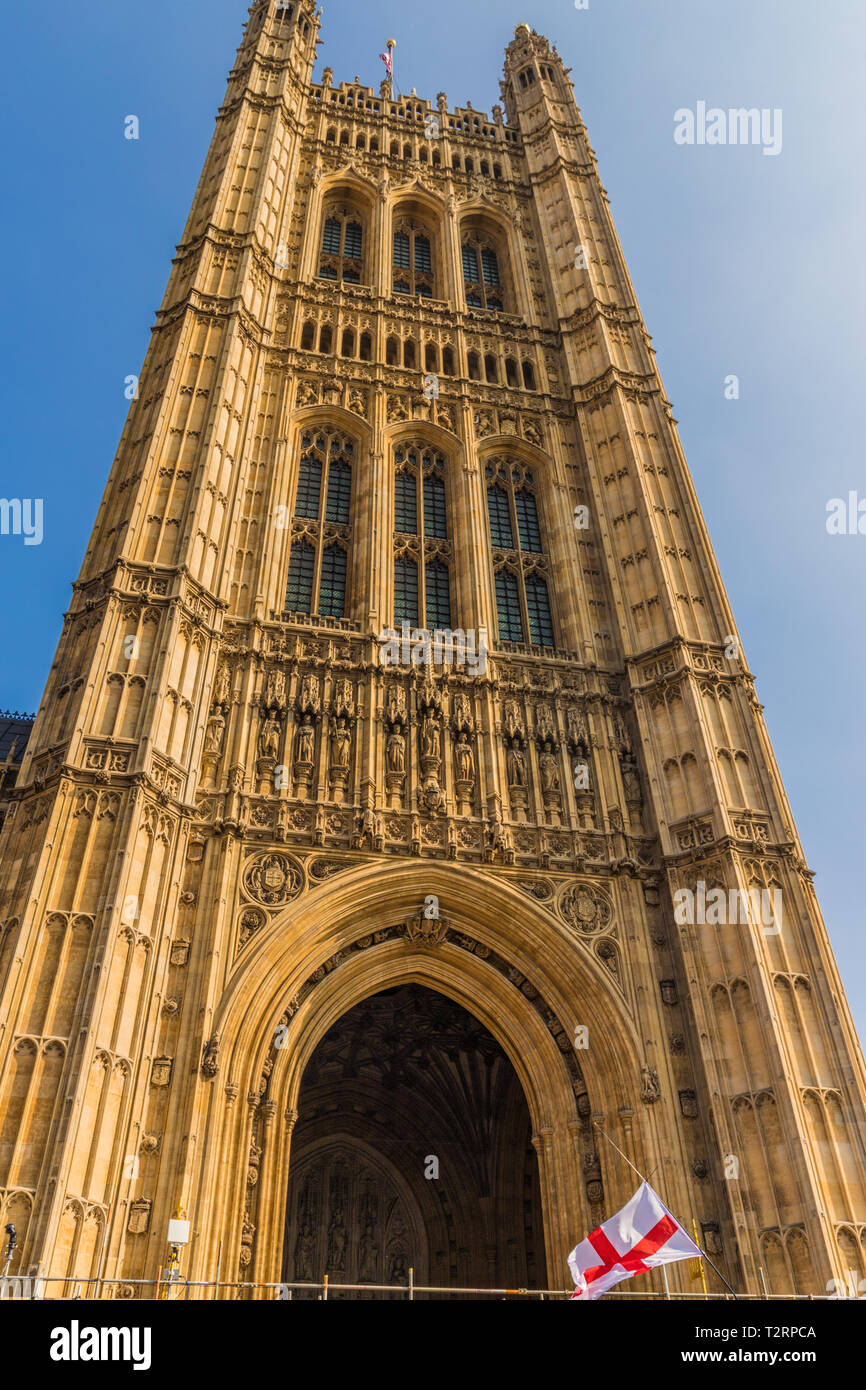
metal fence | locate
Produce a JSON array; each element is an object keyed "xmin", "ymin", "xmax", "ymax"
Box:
[{"xmin": 0, "ymin": 1273, "xmax": 844, "ymax": 1301}]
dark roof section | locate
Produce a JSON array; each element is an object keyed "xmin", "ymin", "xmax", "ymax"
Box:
[{"xmin": 0, "ymin": 711, "xmax": 35, "ymax": 763}]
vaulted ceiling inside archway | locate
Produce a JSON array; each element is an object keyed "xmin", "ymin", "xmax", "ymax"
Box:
[{"xmin": 285, "ymin": 984, "xmax": 546, "ymax": 1295}]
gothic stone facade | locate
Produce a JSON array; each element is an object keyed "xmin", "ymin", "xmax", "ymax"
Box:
[{"xmin": 0, "ymin": 1, "xmax": 865, "ymax": 1298}]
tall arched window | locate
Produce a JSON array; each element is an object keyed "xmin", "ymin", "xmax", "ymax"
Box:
[
  {"xmin": 486, "ymin": 457, "xmax": 555, "ymax": 648},
  {"xmin": 392, "ymin": 218, "xmax": 435, "ymax": 298},
  {"xmin": 286, "ymin": 540, "xmax": 315, "ymax": 613},
  {"xmin": 284, "ymin": 428, "xmax": 354, "ymax": 619},
  {"xmin": 318, "ymin": 207, "xmax": 364, "ymax": 284},
  {"xmin": 393, "ymin": 443, "xmax": 452, "ymax": 629},
  {"xmin": 461, "ymin": 230, "xmax": 506, "ymax": 312}
]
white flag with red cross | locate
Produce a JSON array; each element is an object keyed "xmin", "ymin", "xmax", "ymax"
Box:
[{"xmin": 568, "ymin": 1181, "xmax": 702, "ymax": 1301}]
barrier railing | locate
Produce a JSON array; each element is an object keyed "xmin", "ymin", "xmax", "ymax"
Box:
[{"xmin": 0, "ymin": 1273, "xmax": 837, "ymax": 1301}]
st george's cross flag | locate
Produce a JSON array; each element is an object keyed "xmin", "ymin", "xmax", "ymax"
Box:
[{"xmin": 568, "ymin": 1181, "xmax": 702, "ymax": 1300}]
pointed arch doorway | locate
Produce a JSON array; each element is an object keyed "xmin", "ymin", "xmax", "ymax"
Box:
[{"xmin": 283, "ymin": 984, "xmax": 546, "ymax": 1298}]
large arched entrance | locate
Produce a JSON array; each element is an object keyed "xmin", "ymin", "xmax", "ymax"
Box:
[
  {"xmin": 283, "ymin": 984, "xmax": 546, "ymax": 1297},
  {"xmin": 191, "ymin": 862, "xmax": 652, "ymax": 1294}
]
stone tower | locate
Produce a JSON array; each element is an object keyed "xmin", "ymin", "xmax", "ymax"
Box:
[{"xmin": 0, "ymin": 2, "xmax": 864, "ymax": 1299}]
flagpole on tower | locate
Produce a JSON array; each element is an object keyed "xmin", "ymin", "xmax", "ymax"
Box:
[
  {"xmin": 387, "ymin": 38, "xmax": 396, "ymax": 100},
  {"xmin": 592, "ymin": 1121, "xmax": 740, "ymax": 1299}
]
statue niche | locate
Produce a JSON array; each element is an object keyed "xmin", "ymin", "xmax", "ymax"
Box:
[{"xmin": 506, "ymin": 736, "xmax": 528, "ymax": 818}]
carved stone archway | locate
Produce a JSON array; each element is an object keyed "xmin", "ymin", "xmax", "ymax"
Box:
[{"xmin": 190, "ymin": 861, "xmax": 650, "ymax": 1293}]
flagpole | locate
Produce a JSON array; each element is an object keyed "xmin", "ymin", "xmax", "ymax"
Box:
[
  {"xmin": 387, "ymin": 38, "xmax": 396, "ymax": 101},
  {"xmin": 692, "ymin": 1220, "xmax": 709, "ymax": 1299},
  {"xmin": 592, "ymin": 1121, "xmax": 739, "ymax": 1299}
]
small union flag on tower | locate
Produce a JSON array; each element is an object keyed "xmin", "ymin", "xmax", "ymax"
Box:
[
  {"xmin": 568, "ymin": 1182, "xmax": 702, "ymax": 1300},
  {"xmin": 379, "ymin": 49, "xmax": 393, "ymax": 77}
]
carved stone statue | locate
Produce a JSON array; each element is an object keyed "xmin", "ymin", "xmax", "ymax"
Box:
[
  {"xmin": 622, "ymin": 756, "xmax": 641, "ymax": 802},
  {"xmin": 359, "ymin": 1222, "xmax": 378, "ymax": 1282},
  {"xmin": 454, "ymin": 732, "xmax": 474, "ymax": 783},
  {"xmin": 214, "ymin": 664, "xmax": 231, "ymax": 706},
  {"xmin": 487, "ymin": 812, "xmax": 511, "ymax": 856},
  {"xmin": 421, "ymin": 715, "xmax": 441, "ymax": 764},
  {"xmin": 259, "ymin": 715, "xmax": 280, "ymax": 760},
  {"xmin": 205, "ymin": 710, "xmax": 225, "ymax": 755},
  {"xmin": 331, "ymin": 721, "xmax": 351, "ymax": 769},
  {"xmin": 386, "ymin": 729, "xmax": 406, "ymax": 775},
  {"xmin": 327, "ymin": 1205, "xmax": 347, "ymax": 1270},
  {"xmin": 539, "ymin": 745, "xmax": 560, "ymax": 795},
  {"xmin": 294, "ymin": 1223, "xmax": 314, "ymax": 1280},
  {"xmin": 295, "ymin": 716, "xmax": 315, "ymax": 766},
  {"xmin": 507, "ymin": 742, "xmax": 526, "ymax": 787}
]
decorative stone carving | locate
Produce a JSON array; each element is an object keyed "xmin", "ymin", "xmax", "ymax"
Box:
[
  {"xmin": 420, "ymin": 712, "xmax": 442, "ymax": 766},
  {"xmin": 297, "ymin": 674, "xmax": 321, "ymax": 716},
  {"xmin": 201, "ymin": 1034, "xmax": 220, "ymax": 1079},
  {"xmin": 266, "ymin": 666, "xmax": 288, "ymax": 712},
  {"xmin": 259, "ymin": 714, "xmax": 281, "ymax": 761},
  {"xmin": 485, "ymin": 812, "xmax": 514, "ymax": 864},
  {"xmin": 452, "ymin": 691, "xmax": 475, "ymax": 734},
  {"xmin": 151, "ymin": 1056, "xmax": 172, "ymax": 1087},
  {"xmin": 558, "ymin": 883, "xmax": 613, "ymax": 935},
  {"xmin": 170, "ymin": 938, "xmax": 190, "ymax": 967},
  {"xmin": 329, "ymin": 717, "xmax": 352, "ymax": 800},
  {"xmin": 386, "ymin": 728, "xmax": 406, "ymax": 775},
  {"xmin": 243, "ymin": 852, "xmax": 303, "ymax": 907},
  {"xmin": 538, "ymin": 741, "xmax": 561, "ymax": 809},
  {"xmin": 403, "ymin": 916, "xmax": 449, "ymax": 947},
  {"xmin": 503, "ymin": 699, "xmax": 524, "ymax": 741},
  {"xmin": 565, "ymin": 704, "xmax": 590, "ymax": 751},
  {"xmin": 453, "ymin": 730, "xmax": 475, "ymax": 808},
  {"xmin": 640, "ymin": 1064, "xmax": 661, "ymax": 1104},
  {"xmin": 506, "ymin": 740, "xmax": 527, "ymax": 788},
  {"xmin": 679, "ymin": 1089, "xmax": 698, "ymax": 1118},
  {"xmin": 702, "ymin": 1223, "xmax": 722, "ymax": 1255},
  {"xmin": 513, "ymin": 878, "xmax": 553, "ymax": 901},
  {"xmin": 293, "ymin": 715, "xmax": 316, "ymax": 782},
  {"xmin": 214, "ymin": 663, "xmax": 231, "ymax": 707},
  {"xmin": 309, "ymin": 859, "xmax": 349, "ymax": 881},
  {"xmin": 128, "ymin": 1200, "xmax": 152, "ymax": 1235},
  {"xmin": 204, "ymin": 709, "xmax": 225, "ymax": 755},
  {"xmin": 331, "ymin": 677, "xmax": 354, "ymax": 720}
]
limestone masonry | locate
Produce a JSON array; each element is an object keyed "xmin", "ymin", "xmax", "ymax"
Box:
[{"xmin": 0, "ymin": 2, "xmax": 863, "ymax": 1297}]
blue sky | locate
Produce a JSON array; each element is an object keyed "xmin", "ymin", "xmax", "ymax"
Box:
[{"xmin": 1, "ymin": 0, "xmax": 864, "ymax": 1032}]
